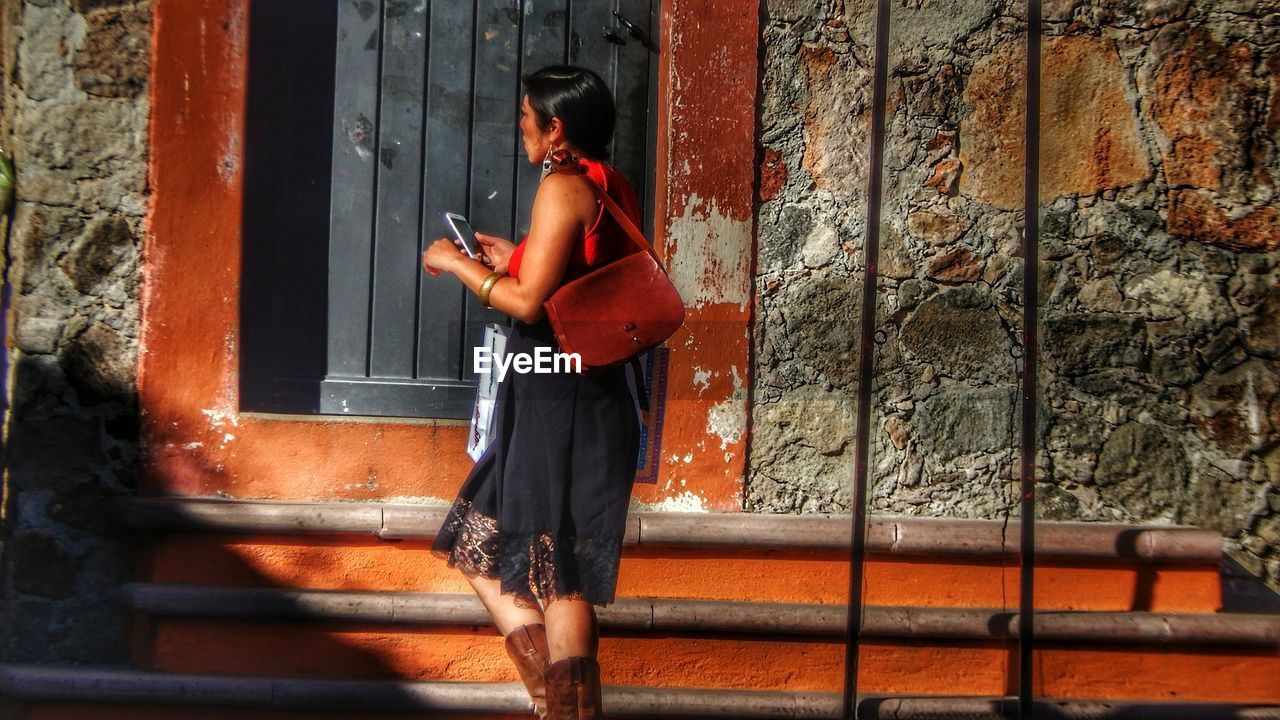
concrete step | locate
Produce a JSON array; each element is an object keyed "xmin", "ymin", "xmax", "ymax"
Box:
[
  {"xmin": 123, "ymin": 497, "xmax": 1226, "ymax": 612},
  {"xmin": 2, "ymin": 665, "xmax": 1277, "ymax": 719}
]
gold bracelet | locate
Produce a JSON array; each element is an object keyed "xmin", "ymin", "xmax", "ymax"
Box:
[{"xmin": 477, "ymin": 272, "xmax": 503, "ymax": 308}]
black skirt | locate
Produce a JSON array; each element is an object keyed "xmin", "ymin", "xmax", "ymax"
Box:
[{"xmin": 430, "ymin": 317, "xmax": 642, "ymax": 609}]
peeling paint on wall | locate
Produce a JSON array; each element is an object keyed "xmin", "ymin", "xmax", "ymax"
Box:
[
  {"xmin": 666, "ymin": 194, "xmax": 752, "ymax": 310},
  {"xmin": 691, "ymin": 366, "xmax": 712, "ymax": 394},
  {"xmin": 201, "ymin": 407, "xmax": 240, "ymax": 430},
  {"xmin": 630, "ymin": 491, "xmax": 709, "ymax": 513},
  {"xmin": 706, "ymin": 365, "xmax": 746, "ymax": 450}
]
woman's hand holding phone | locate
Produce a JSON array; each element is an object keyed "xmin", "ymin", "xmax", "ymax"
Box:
[{"xmin": 473, "ymin": 232, "xmax": 515, "ymax": 274}]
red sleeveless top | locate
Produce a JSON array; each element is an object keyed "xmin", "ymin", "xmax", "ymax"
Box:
[{"xmin": 507, "ymin": 158, "xmax": 643, "ymax": 285}]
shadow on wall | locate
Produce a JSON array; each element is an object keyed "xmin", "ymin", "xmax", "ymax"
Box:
[
  {"xmin": 1, "ymin": 347, "xmax": 506, "ymax": 707},
  {"xmin": 1, "ymin": 345, "xmax": 139, "ymax": 664},
  {"xmin": 238, "ymin": 0, "xmax": 334, "ymax": 416}
]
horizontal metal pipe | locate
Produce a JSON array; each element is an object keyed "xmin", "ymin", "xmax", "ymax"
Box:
[
  {"xmin": 120, "ymin": 584, "xmax": 1280, "ymax": 646},
  {"xmin": 2, "ymin": 666, "xmax": 1275, "ymax": 719},
  {"xmin": 117, "ymin": 498, "xmax": 1222, "ymax": 562}
]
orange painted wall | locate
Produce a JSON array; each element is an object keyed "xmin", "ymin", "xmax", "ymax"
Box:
[
  {"xmin": 141, "ymin": 536, "xmax": 1221, "ymax": 613},
  {"xmin": 649, "ymin": 1, "xmax": 759, "ymax": 510},
  {"xmin": 142, "ymin": 0, "xmax": 757, "ymax": 509}
]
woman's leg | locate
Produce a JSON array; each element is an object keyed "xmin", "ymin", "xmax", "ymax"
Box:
[
  {"xmin": 544, "ymin": 597, "xmax": 604, "ymax": 716},
  {"xmin": 465, "ymin": 573, "xmax": 545, "ymax": 635},
  {"xmin": 467, "ymin": 574, "xmax": 552, "ymax": 718},
  {"xmin": 542, "ymin": 596, "xmax": 598, "ymax": 660}
]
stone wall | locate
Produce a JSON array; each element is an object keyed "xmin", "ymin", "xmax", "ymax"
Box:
[
  {"xmin": 0, "ymin": 0, "xmax": 149, "ymax": 663},
  {"xmin": 750, "ymin": 0, "xmax": 1280, "ymax": 587}
]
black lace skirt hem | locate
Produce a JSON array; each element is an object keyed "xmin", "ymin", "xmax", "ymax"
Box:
[{"xmin": 430, "ymin": 496, "xmax": 622, "ymax": 611}]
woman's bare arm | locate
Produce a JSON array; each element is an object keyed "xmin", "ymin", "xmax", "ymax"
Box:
[{"xmin": 434, "ymin": 172, "xmax": 597, "ymax": 324}]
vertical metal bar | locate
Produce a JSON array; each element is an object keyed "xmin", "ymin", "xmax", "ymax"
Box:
[
  {"xmin": 368, "ymin": 0, "xmax": 429, "ymax": 379},
  {"xmin": 364, "ymin": 0, "xmax": 388, "ymax": 378},
  {"xmin": 614, "ymin": 0, "xmax": 650, "ymax": 196},
  {"xmin": 642, "ymin": 0, "xmax": 658, "ymax": 242},
  {"xmin": 510, "ymin": 0, "xmax": 527, "ymax": 240},
  {"xmin": 464, "ymin": 0, "xmax": 520, "ymax": 381},
  {"xmin": 514, "ymin": 0, "xmax": 568, "ymax": 238},
  {"xmin": 1019, "ymin": 1, "xmax": 1042, "ymax": 717},
  {"xmin": 326, "ymin": 0, "xmax": 383, "ymax": 379},
  {"xmin": 416, "ymin": 0, "xmax": 473, "ymax": 380},
  {"xmin": 844, "ymin": 0, "xmax": 890, "ymax": 717}
]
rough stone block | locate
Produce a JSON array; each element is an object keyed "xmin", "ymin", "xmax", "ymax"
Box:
[
  {"xmin": 1093, "ymin": 0, "xmax": 1191, "ymax": 28},
  {"xmin": 1148, "ymin": 26, "xmax": 1258, "ymax": 197},
  {"xmin": 801, "ymin": 44, "xmax": 870, "ymax": 198},
  {"xmin": 1257, "ymin": 514, "xmax": 1280, "ymax": 545},
  {"xmin": 49, "ymin": 597, "xmax": 130, "ymax": 664},
  {"xmin": 1036, "ymin": 482, "xmax": 1084, "ymax": 521},
  {"xmin": 72, "ymin": 3, "xmax": 149, "ymax": 98},
  {"xmin": 759, "ymin": 203, "xmax": 812, "ymax": 272},
  {"xmin": 900, "ymin": 288, "xmax": 1014, "ymax": 383},
  {"xmin": 17, "ymin": 99, "xmax": 144, "ymax": 177},
  {"xmin": 1043, "ymin": 313, "xmax": 1146, "ymax": 376},
  {"xmin": 1124, "ymin": 268, "xmax": 1234, "ymax": 327},
  {"xmin": 15, "ymin": 317, "xmax": 63, "ymax": 354},
  {"xmin": 923, "ymin": 158, "xmax": 961, "ymax": 196},
  {"xmin": 1150, "ymin": 337, "xmax": 1200, "ymax": 387},
  {"xmin": 1078, "ymin": 278, "xmax": 1125, "ymax": 312},
  {"xmin": 11, "ymin": 531, "xmax": 77, "ymax": 599},
  {"xmin": 759, "ymin": 273, "xmax": 861, "ymax": 388},
  {"xmin": 12, "ymin": 207, "xmax": 87, "ymax": 293},
  {"xmin": 48, "ymin": 482, "xmax": 120, "ymax": 534},
  {"xmin": 1188, "ymin": 357, "xmax": 1280, "ymax": 456},
  {"xmin": 963, "ymin": 36, "xmax": 1150, "ymax": 208},
  {"xmin": 879, "ymin": 224, "xmax": 916, "ymax": 280},
  {"xmin": 6, "ymin": 414, "xmax": 108, "ymax": 488},
  {"xmin": 60, "ymin": 323, "xmax": 136, "ymax": 406},
  {"xmin": 1241, "ymin": 288, "xmax": 1280, "ymax": 359},
  {"xmin": 58, "ymin": 215, "xmax": 134, "ymax": 294},
  {"xmin": 1227, "ymin": 255, "xmax": 1276, "ymax": 309},
  {"xmin": 906, "ymin": 210, "xmax": 966, "ymax": 247},
  {"xmin": 846, "ymin": 0, "xmax": 996, "ymax": 64},
  {"xmin": 1186, "ymin": 463, "xmax": 1252, "ymax": 537},
  {"xmin": 18, "ymin": 3, "xmax": 80, "ymax": 103},
  {"xmin": 6, "ymin": 598, "xmax": 54, "ymax": 663},
  {"xmin": 71, "ymin": 0, "xmax": 138, "ymax": 14},
  {"xmin": 899, "ymin": 63, "xmax": 962, "ymax": 123},
  {"xmin": 959, "ymin": 40, "xmax": 1025, "ymax": 209},
  {"xmin": 914, "ymin": 385, "xmax": 1017, "ymax": 460},
  {"xmin": 1167, "ymin": 189, "xmax": 1280, "ymax": 254},
  {"xmin": 758, "ymin": 148, "xmax": 787, "ymax": 201},
  {"xmin": 764, "ymin": 0, "xmax": 825, "ymax": 22},
  {"xmin": 16, "ymin": 168, "xmax": 81, "ymax": 206},
  {"xmin": 1040, "ymin": 35, "xmax": 1151, "ymax": 200},
  {"xmin": 1094, "ymin": 422, "xmax": 1187, "ymax": 519},
  {"xmin": 925, "ymin": 247, "xmax": 982, "ymax": 283}
]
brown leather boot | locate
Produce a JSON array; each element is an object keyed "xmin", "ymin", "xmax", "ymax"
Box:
[
  {"xmin": 504, "ymin": 623, "xmax": 551, "ymax": 719},
  {"xmin": 545, "ymin": 656, "xmax": 604, "ymax": 719}
]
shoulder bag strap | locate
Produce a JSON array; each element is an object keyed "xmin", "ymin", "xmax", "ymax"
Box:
[{"xmin": 555, "ymin": 163, "xmax": 662, "ymax": 265}]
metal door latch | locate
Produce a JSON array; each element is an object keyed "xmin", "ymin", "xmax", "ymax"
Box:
[{"xmin": 602, "ymin": 11, "xmax": 658, "ymax": 53}]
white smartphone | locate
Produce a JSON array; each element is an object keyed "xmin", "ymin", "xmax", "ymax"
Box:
[{"xmin": 444, "ymin": 212, "xmax": 482, "ymax": 260}]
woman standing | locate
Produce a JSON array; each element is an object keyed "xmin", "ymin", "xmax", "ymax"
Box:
[{"xmin": 421, "ymin": 65, "xmax": 643, "ymax": 719}]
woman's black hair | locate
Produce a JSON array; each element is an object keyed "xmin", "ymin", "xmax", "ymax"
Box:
[{"xmin": 521, "ymin": 65, "xmax": 615, "ymax": 160}]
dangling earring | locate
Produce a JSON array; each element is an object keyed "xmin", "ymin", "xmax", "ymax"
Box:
[
  {"xmin": 539, "ymin": 144, "xmax": 556, "ymax": 182},
  {"xmin": 540, "ymin": 141, "xmax": 579, "ymax": 182}
]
